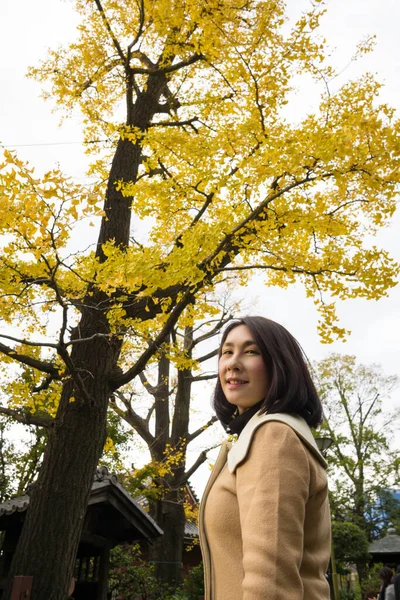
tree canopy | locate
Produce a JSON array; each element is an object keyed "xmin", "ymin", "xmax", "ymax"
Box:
[{"xmin": 1, "ymin": 1, "xmax": 400, "ymax": 598}]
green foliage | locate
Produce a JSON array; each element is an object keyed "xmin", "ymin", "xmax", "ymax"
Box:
[
  {"xmin": 180, "ymin": 563, "xmax": 204, "ymax": 600},
  {"xmin": 109, "ymin": 544, "xmax": 174, "ymax": 600},
  {"xmin": 108, "ymin": 544, "xmax": 204, "ymax": 600},
  {"xmin": 332, "ymin": 521, "xmax": 369, "ymax": 564},
  {"xmin": 360, "ymin": 563, "xmax": 383, "ymax": 599}
]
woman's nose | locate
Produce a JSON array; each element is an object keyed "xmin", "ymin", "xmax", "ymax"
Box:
[{"xmin": 226, "ymin": 355, "xmax": 241, "ymax": 370}]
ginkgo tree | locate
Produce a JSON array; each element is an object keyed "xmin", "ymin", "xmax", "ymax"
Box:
[{"xmin": 1, "ymin": 0, "xmax": 400, "ymax": 597}]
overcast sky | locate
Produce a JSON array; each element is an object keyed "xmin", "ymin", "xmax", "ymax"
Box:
[{"xmin": 1, "ymin": 0, "xmax": 399, "ymax": 494}]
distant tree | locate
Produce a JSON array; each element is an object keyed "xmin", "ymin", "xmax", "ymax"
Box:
[
  {"xmin": 0, "ymin": 418, "xmax": 15, "ymax": 502},
  {"xmin": 332, "ymin": 521, "xmax": 369, "ymax": 565},
  {"xmin": 315, "ymin": 354, "xmax": 400, "ymax": 581},
  {"xmin": 0, "ymin": 417, "xmax": 48, "ymax": 502},
  {"xmin": 316, "ymin": 354, "xmax": 400, "ymax": 539}
]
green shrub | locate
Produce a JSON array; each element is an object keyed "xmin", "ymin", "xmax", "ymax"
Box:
[
  {"xmin": 109, "ymin": 544, "xmax": 174, "ymax": 600},
  {"xmin": 340, "ymin": 591, "xmax": 356, "ymax": 600},
  {"xmin": 360, "ymin": 563, "xmax": 383, "ymax": 599},
  {"xmin": 180, "ymin": 563, "xmax": 204, "ymax": 600}
]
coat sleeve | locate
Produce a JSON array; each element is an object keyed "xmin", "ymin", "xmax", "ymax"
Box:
[{"xmin": 236, "ymin": 421, "xmax": 310, "ymax": 600}]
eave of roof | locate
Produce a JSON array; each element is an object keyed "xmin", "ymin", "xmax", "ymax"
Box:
[
  {"xmin": 0, "ymin": 467, "xmax": 163, "ymax": 542},
  {"xmin": 369, "ymin": 533, "xmax": 400, "ymax": 554}
]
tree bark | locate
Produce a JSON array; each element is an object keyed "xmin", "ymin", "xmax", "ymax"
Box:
[
  {"xmin": 147, "ymin": 328, "xmax": 194, "ymax": 586},
  {"xmin": 149, "ymin": 487, "xmax": 186, "ymax": 586}
]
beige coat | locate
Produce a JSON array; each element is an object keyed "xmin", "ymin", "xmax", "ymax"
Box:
[{"xmin": 199, "ymin": 413, "xmax": 331, "ymax": 600}]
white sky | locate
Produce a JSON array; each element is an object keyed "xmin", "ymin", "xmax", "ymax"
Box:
[{"xmin": 1, "ymin": 0, "xmax": 399, "ymax": 496}]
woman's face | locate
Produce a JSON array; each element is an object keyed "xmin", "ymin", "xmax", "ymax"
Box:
[{"xmin": 218, "ymin": 324, "xmax": 269, "ymax": 414}]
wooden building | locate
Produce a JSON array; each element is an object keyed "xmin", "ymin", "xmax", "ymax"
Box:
[
  {"xmin": 369, "ymin": 525, "xmax": 400, "ymax": 567},
  {"xmin": 0, "ymin": 466, "xmax": 163, "ymax": 600}
]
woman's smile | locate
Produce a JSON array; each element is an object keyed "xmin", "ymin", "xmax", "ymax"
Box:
[{"xmin": 219, "ymin": 324, "xmax": 269, "ymax": 413}]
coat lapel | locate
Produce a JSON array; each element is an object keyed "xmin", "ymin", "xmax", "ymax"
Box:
[{"xmin": 227, "ymin": 412, "xmax": 327, "ymax": 473}]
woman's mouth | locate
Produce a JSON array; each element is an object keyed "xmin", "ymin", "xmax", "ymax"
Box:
[{"xmin": 226, "ymin": 378, "xmax": 248, "ymax": 388}]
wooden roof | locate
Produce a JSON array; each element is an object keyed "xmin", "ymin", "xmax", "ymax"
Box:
[
  {"xmin": 369, "ymin": 527, "xmax": 400, "ymax": 555},
  {"xmin": 0, "ymin": 466, "xmax": 163, "ymax": 544}
]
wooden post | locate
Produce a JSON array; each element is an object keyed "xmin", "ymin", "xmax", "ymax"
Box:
[
  {"xmin": 97, "ymin": 546, "xmax": 110, "ymax": 600},
  {"xmin": 330, "ymin": 542, "xmax": 340, "ymax": 600},
  {"xmin": 10, "ymin": 576, "xmax": 33, "ymax": 600}
]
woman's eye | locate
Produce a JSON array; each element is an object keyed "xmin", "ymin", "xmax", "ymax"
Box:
[
  {"xmin": 222, "ymin": 349, "xmax": 232, "ymax": 355},
  {"xmin": 246, "ymin": 349, "xmax": 258, "ymax": 354}
]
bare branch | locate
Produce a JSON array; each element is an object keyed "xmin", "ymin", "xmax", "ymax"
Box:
[
  {"xmin": 215, "ymin": 264, "xmax": 355, "ymax": 278},
  {"xmin": 179, "ymin": 442, "xmax": 221, "ymax": 485},
  {"xmin": 191, "ymin": 313, "xmax": 232, "ymax": 348},
  {"xmin": 145, "ymin": 402, "xmax": 156, "ymax": 425},
  {"xmin": 187, "ymin": 416, "xmax": 218, "ymax": 443},
  {"xmin": 111, "ymin": 392, "xmax": 155, "ymax": 447},
  {"xmin": 56, "ymin": 344, "xmax": 92, "ymax": 404},
  {"xmin": 32, "ymin": 375, "xmax": 56, "ymax": 393},
  {"xmin": 188, "ymin": 373, "xmax": 218, "ymax": 383},
  {"xmin": 197, "ymin": 348, "xmax": 219, "ymax": 364},
  {"xmin": 139, "ymin": 371, "xmax": 159, "ymax": 396},
  {"xmin": 0, "ymin": 406, "xmax": 55, "ymax": 428},
  {"xmin": 65, "ymin": 333, "xmax": 115, "ymax": 347},
  {"xmin": 127, "ymin": 0, "xmax": 145, "ymax": 57}
]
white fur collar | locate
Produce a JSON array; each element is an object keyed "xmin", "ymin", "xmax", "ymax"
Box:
[{"xmin": 227, "ymin": 412, "xmax": 327, "ymax": 473}]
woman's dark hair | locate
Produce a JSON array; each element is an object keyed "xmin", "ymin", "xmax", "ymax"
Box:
[
  {"xmin": 212, "ymin": 316, "xmax": 323, "ymax": 428},
  {"xmin": 379, "ymin": 566, "xmax": 394, "ymax": 587}
]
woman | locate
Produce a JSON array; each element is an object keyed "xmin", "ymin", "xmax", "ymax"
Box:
[
  {"xmin": 378, "ymin": 567, "xmax": 395, "ymax": 600},
  {"xmin": 199, "ymin": 316, "xmax": 331, "ymax": 600}
]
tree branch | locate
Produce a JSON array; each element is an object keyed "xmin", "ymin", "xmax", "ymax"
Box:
[
  {"xmin": 148, "ymin": 117, "xmax": 200, "ymax": 130},
  {"xmin": 139, "ymin": 371, "xmax": 159, "ymax": 396},
  {"xmin": 0, "ymin": 341, "xmax": 60, "ymax": 378},
  {"xmin": 190, "ymin": 313, "xmax": 232, "ymax": 349},
  {"xmin": 197, "ymin": 349, "xmax": 219, "ymax": 364},
  {"xmin": 0, "ymin": 333, "xmax": 58, "ymax": 349},
  {"xmin": 179, "ymin": 442, "xmax": 221, "ymax": 485},
  {"xmin": 187, "ymin": 373, "xmax": 217, "ymax": 383},
  {"xmin": 0, "ymin": 406, "xmax": 55, "ymax": 428},
  {"xmin": 94, "ymin": 0, "xmax": 126, "ymax": 63},
  {"xmin": 110, "ymin": 288, "xmax": 196, "ymax": 389},
  {"xmin": 56, "ymin": 344, "xmax": 92, "ymax": 404},
  {"xmin": 187, "ymin": 416, "xmax": 218, "ymax": 443},
  {"xmin": 111, "ymin": 392, "xmax": 155, "ymax": 447},
  {"xmin": 130, "ymin": 54, "xmax": 204, "ymax": 75},
  {"xmin": 32, "ymin": 375, "xmax": 56, "ymax": 393},
  {"xmin": 127, "ymin": 0, "xmax": 145, "ymax": 57}
]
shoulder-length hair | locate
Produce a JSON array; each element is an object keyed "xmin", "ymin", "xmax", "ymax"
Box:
[{"xmin": 212, "ymin": 316, "xmax": 323, "ymax": 429}]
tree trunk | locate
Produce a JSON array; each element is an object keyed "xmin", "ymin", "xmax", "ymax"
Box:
[
  {"xmin": 149, "ymin": 489, "xmax": 186, "ymax": 586},
  {"xmin": 3, "ymin": 334, "xmax": 114, "ymax": 600}
]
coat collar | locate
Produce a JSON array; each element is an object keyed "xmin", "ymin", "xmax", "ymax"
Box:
[{"xmin": 227, "ymin": 412, "xmax": 328, "ymax": 473}]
